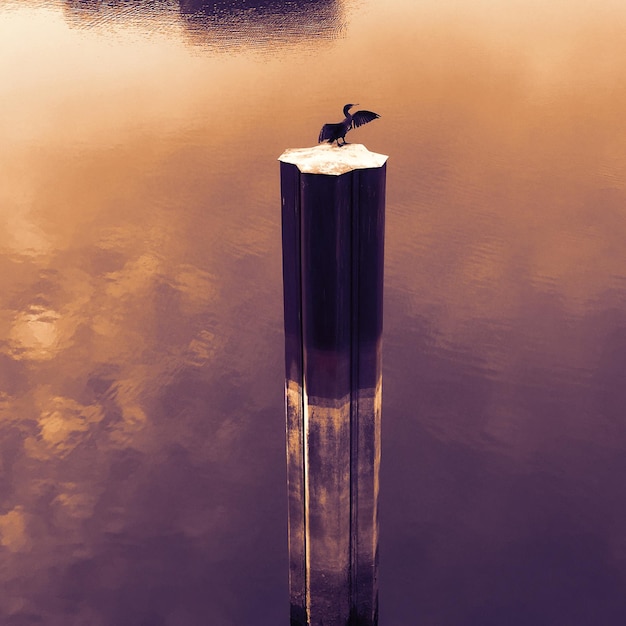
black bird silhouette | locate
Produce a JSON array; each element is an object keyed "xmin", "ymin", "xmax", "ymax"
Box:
[{"xmin": 318, "ymin": 103, "xmax": 380, "ymax": 146}]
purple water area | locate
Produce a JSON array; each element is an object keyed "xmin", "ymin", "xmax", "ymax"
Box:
[{"xmin": 2, "ymin": 0, "xmax": 626, "ymax": 624}]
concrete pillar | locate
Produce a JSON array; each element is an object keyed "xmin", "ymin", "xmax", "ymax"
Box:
[{"xmin": 279, "ymin": 143, "xmax": 387, "ymax": 626}]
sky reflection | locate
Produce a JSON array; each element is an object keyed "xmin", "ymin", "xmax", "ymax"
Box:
[
  {"xmin": 2, "ymin": 0, "xmax": 626, "ymax": 623},
  {"xmin": 1, "ymin": 5, "xmax": 286, "ymax": 622}
]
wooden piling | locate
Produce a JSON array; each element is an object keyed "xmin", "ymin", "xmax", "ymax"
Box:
[{"xmin": 279, "ymin": 143, "xmax": 387, "ymax": 626}]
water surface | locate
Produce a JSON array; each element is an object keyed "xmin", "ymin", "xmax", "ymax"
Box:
[{"xmin": 1, "ymin": 0, "xmax": 626, "ymax": 623}]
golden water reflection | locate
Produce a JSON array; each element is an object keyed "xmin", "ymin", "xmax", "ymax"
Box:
[{"xmin": 1, "ymin": 0, "xmax": 626, "ymax": 623}]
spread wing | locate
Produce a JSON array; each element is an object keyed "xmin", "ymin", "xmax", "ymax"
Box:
[
  {"xmin": 351, "ymin": 110, "xmax": 380, "ymax": 129},
  {"xmin": 318, "ymin": 123, "xmax": 341, "ymax": 143}
]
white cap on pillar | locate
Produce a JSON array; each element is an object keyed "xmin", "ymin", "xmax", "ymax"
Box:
[{"xmin": 279, "ymin": 143, "xmax": 388, "ymax": 176}]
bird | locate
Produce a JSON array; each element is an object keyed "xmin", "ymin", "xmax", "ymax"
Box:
[{"xmin": 318, "ymin": 103, "xmax": 380, "ymax": 146}]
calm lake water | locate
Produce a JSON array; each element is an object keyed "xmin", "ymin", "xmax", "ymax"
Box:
[{"xmin": 2, "ymin": 0, "xmax": 626, "ymax": 623}]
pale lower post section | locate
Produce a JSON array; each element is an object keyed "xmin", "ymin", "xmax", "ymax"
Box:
[
  {"xmin": 286, "ymin": 379, "xmax": 307, "ymax": 625},
  {"xmin": 304, "ymin": 393, "xmax": 352, "ymax": 625},
  {"xmin": 352, "ymin": 378, "xmax": 382, "ymax": 625},
  {"xmin": 286, "ymin": 379, "xmax": 382, "ymax": 626}
]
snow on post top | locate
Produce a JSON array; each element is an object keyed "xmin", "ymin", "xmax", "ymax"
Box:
[{"xmin": 278, "ymin": 143, "xmax": 388, "ymax": 176}]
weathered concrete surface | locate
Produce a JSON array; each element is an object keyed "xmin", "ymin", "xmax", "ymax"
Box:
[{"xmin": 280, "ymin": 148, "xmax": 386, "ymax": 626}]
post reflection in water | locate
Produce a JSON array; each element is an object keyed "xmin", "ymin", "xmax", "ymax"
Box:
[
  {"xmin": 62, "ymin": 0, "xmax": 344, "ymax": 48},
  {"xmin": 2, "ymin": 0, "xmax": 626, "ymax": 624}
]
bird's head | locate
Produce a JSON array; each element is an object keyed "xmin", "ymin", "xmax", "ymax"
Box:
[{"xmin": 343, "ymin": 103, "xmax": 358, "ymax": 115}]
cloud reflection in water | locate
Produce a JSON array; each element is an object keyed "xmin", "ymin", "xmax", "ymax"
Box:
[
  {"xmin": 0, "ymin": 5, "xmax": 286, "ymax": 616},
  {"xmin": 2, "ymin": 0, "xmax": 626, "ymax": 623}
]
